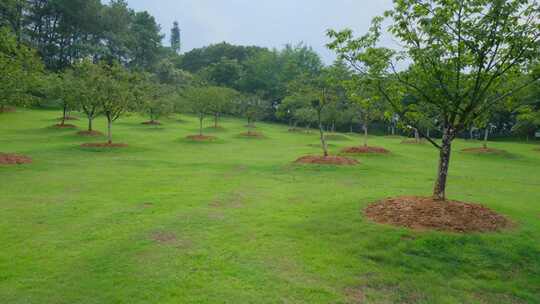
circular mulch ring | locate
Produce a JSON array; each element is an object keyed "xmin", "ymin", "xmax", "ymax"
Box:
[
  {"xmin": 142, "ymin": 120, "xmax": 161, "ymax": 125},
  {"xmin": 295, "ymin": 155, "xmax": 359, "ymax": 166},
  {"xmin": 81, "ymin": 142, "xmax": 128, "ymax": 148},
  {"xmin": 0, "ymin": 153, "xmax": 32, "ymax": 165},
  {"xmin": 0, "ymin": 106, "xmax": 16, "ymax": 113},
  {"xmin": 186, "ymin": 135, "xmax": 217, "ymax": 142},
  {"xmin": 52, "ymin": 123, "xmax": 77, "ymax": 129},
  {"xmin": 342, "ymin": 146, "xmax": 390, "ymax": 154},
  {"xmin": 401, "ymin": 139, "xmax": 425, "ymax": 144},
  {"xmin": 365, "ymin": 196, "xmax": 511, "ymax": 233},
  {"xmin": 240, "ymin": 131, "xmax": 264, "ymax": 138},
  {"xmin": 57, "ymin": 116, "xmax": 79, "ymax": 121},
  {"xmin": 77, "ymin": 130, "xmax": 104, "ymax": 136},
  {"xmin": 461, "ymin": 147, "xmax": 506, "ymax": 154}
]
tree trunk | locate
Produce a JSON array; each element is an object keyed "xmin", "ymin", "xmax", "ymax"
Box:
[
  {"xmin": 350, "ymin": 124, "xmax": 353, "ymax": 133},
  {"xmin": 107, "ymin": 116, "xmax": 112, "ymax": 144},
  {"xmin": 61, "ymin": 105, "xmax": 67, "ymax": 126},
  {"xmin": 469, "ymin": 128, "xmax": 474, "ymax": 140},
  {"xmin": 88, "ymin": 117, "xmax": 93, "ymax": 132},
  {"xmin": 318, "ymin": 110, "xmax": 328, "ymax": 157},
  {"xmin": 483, "ymin": 127, "xmax": 489, "ymax": 149},
  {"xmin": 214, "ymin": 113, "xmax": 219, "ymax": 128},
  {"xmin": 427, "ymin": 128, "xmax": 430, "ymax": 139},
  {"xmin": 391, "ymin": 125, "xmax": 395, "ymax": 136},
  {"xmin": 433, "ymin": 128, "xmax": 454, "ymax": 200},
  {"xmin": 199, "ymin": 115, "xmax": 203, "ymax": 136},
  {"xmin": 414, "ymin": 128, "xmax": 420, "ymax": 143},
  {"xmin": 363, "ymin": 123, "xmax": 368, "ymax": 147}
]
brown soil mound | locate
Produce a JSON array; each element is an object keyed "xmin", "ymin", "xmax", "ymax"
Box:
[
  {"xmin": 0, "ymin": 153, "xmax": 32, "ymax": 165},
  {"xmin": 342, "ymin": 146, "xmax": 390, "ymax": 154},
  {"xmin": 365, "ymin": 196, "xmax": 511, "ymax": 233},
  {"xmin": 240, "ymin": 131, "xmax": 264, "ymax": 138},
  {"xmin": 57, "ymin": 116, "xmax": 79, "ymax": 121},
  {"xmin": 462, "ymin": 147, "xmax": 505, "ymax": 154},
  {"xmin": 142, "ymin": 120, "xmax": 161, "ymax": 125},
  {"xmin": 77, "ymin": 130, "xmax": 104, "ymax": 136},
  {"xmin": 186, "ymin": 135, "xmax": 217, "ymax": 141},
  {"xmin": 295, "ymin": 155, "xmax": 359, "ymax": 166},
  {"xmin": 81, "ymin": 142, "xmax": 128, "ymax": 148},
  {"xmin": 401, "ymin": 139, "xmax": 425, "ymax": 144},
  {"xmin": 52, "ymin": 123, "xmax": 77, "ymax": 129}
]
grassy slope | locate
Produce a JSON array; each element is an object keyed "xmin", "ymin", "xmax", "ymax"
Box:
[{"xmin": 0, "ymin": 109, "xmax": 539, "ymax": 304}]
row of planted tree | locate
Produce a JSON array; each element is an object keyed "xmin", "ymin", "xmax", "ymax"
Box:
[{"xmin": 2, "ymin": 0, "xmax": 540, "ymax": 203}]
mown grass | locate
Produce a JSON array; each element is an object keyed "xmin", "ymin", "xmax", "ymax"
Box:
[{"xmin": 1, "ymin": 109, "xmax": 539, "ymax": 304}]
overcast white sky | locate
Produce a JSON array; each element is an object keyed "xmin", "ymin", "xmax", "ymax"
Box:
[{"xmin": 124, "ymin": 0, "xmax": 395, "ymax": 63}]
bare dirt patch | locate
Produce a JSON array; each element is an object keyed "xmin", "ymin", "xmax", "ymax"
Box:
[
  {"xmin": 186, "ymin": 135, "xmax": 217, "ymax": 141},
  {"xmin": 239, "ymin": 131, "xmax": 264, "ymax": 138},
  {"xmin": 149, "ymin": 231, "xmax": 193, "ymax": 249},
  {"xmin": 52, "ymin": 123, "xmax": 77, "ymax": 129},
  {"xmin": 0, "ymin": 153, "xmax": 32, "ymax": 165},
  {"xmin": 210, "ymin": 191, "xmax": 246, "ymax": 209},
  {"xmin": 150, "ymin": 231, "xmax": 177, "ymax": 244},
  {"xmin": 141, "ymin": 120, "xmax": 161, "ymax": 125},
  {"xmin": 342, "ymin": 146, "xmax": 390, "ymax": 154},
  {"xmin": 140, "ymin": 202, "xmax": 154, "ymax": 208},
  {"xmin": 77, "ymin": 130, "xmax": 103, "ymax": 136},
  {"xmin": 462, "ymin": 147, "xmax": 506, "ymax": 154},
  {"xmin": 81, "ymin": 142, "xmax": 128, "ymax": 148},
  {"xmin": 365, "ymin": 196, "xmax": 511, "ymax": 233},
  {"xmin": 295, "ymin": 155, "xmax": 359, "ymax": 166}
]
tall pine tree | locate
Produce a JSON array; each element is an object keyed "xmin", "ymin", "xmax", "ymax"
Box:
[{"xmin": 170, "ymin": 21, "xmax": 181, "ymax": 54}]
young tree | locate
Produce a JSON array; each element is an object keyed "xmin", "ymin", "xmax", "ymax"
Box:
[
  {"xmin": 328, "ymin": 0, "xmax": 540, "ymax": 200},
  {"xmin": 236, "ymin": 94, "xmax": 270, "ymax": 133},
  {"xmin": 292, "ymin": 68, "xmax": 339, "ymax": 157},
  {"xmin": 207, "ymin": 86, "xmax": 238, "ymax": 128},
  {"xmin": 46, "ymin": 72, "xmax": 78, "ymax": 126},
  {"xmin": 183, "ymin": 86, "xmax": 215, "ymax": 136},
  {"xmin": 345, "ymin": 75, "xmax": 384, "ymax": 147},
  {"xmin": 132, "ymin": 73, "xmax": 175, "ymax": 124},
  {"xmin": 69, "ymin": 60, "xmax": 103, "ymax": 132},
  {"xmin": 96, "ymin": 62, "xmax": 133, "ymax": 144}
]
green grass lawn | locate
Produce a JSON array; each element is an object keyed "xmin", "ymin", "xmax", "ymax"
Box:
[{"xmin": 1, "ymin": 109, "xmax": 539, "ymax": 304}]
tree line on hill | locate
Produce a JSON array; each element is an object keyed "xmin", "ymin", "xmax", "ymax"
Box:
[{"xmin": 1, "ymin": 0, "xmax": 539, "ymax": 140}]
